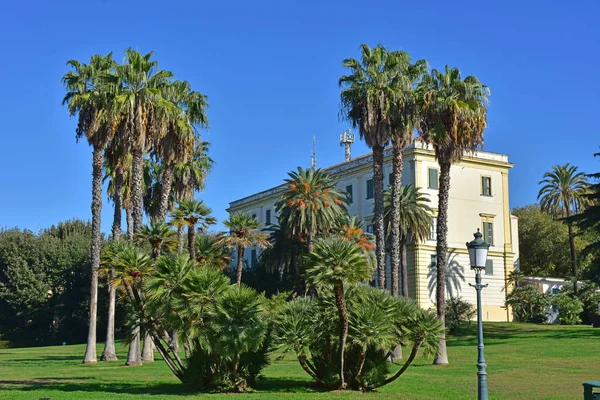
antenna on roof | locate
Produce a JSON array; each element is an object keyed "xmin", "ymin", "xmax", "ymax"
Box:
[
  {"xmin": 311, "ymin": 136, "xmax": 317, "ymax": 169},
  {"xmin": 339, "ymin": 128, "xmax": 355, "ymax": 161}
]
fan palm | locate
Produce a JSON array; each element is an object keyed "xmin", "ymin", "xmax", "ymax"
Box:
[
  {"xmin": 304, "ymin": 236, "xmax": 374, "ymax": 388},
  {"xmin": 155, "ymin": 80, "xmax": 209, "ymax": 222},
  {"xmin": 111, "ymin": 48, "xmax": 174, "ymax": 234},
  {"xmin": 135, "ymin": 220, "xmax": 178, "ymax": 258},
  {"xmin": 195, "ymin": 234, "xmax": 231, "ymax": 270},
  {"xmin": 177, "ymin": 199, "xmax": 216, "ymax": 261},
  {"xmin": 62, "ymin": 52, "xmax": 116, "ymax": 364},
  {"xmin": 220, "ymin": 213, "xmax": 270, "ymax": 285},
  {"xmin": 384, "ymin": 185, "xmax": 432, "ymax": 297},
  {"xmin": 339, "ymin": 44, "xmax": 400, "ymax": 289},
  {"xmin": 418, "ymin": 65, "xmax": 490, "ymax": 365},
  {"xmin": 538, "ymin": 163, "xmax": 589, "ymax": 292},
  {"xmin": 173, "ymin": 140, "xmax": 214, "ymax": 202},
  {"xmin": 388, "ymin": 57, "xmax": 428, "ymax": 297}
]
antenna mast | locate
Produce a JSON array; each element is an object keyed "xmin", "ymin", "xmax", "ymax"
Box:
[
  {"xmin": 311, "ymin": 136, "xmax": 317, "ymax": 169},
  {"xmin": 339, "ymin": 128, "xmax": 355, "ymax": 161}
]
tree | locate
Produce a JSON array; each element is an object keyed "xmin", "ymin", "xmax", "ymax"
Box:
[
  {"xmin": 135, "ymin": 220, "xmax": 178, "ymax": 259},
  {"xmin": 538, "ymin": 163, "xmax": 589, "ymax": 292},
  {"xmin": 384, "ymin": 185, "xmax": 432, "ymax": 297},
  {"xmin": 62, "ymin": 52, "xmax": 116, "ymax": 364},
  {"xmin": 512, "ymin": 205, "xmax": 592, "ymax": 277},
  {"xmin": 194, "ymin": 234, "xmax": 231, "ymax": 270},
  {"xmin": 112, "ymin": 48, "xmax": 173, "ymax": 235},
  {"xmin": 220, "ymin": 213, "xmax": 270, "ymax": 285},
  {"xmin": 155, "ymin": 80, "xmax": 209, "ymax": 222},
  {"xmin": 339, "ymin": 44, "xmax": 399, "ymax": 289},
  {"xmin": 336, "ymin": 215, "xmax": 376, "ymax": 253},
  {"xmin": 388, "ymin": 57, "xmax": 428, "ymax": 298},
  {"xmin": 177, "ymin": 199, "xmax": 216, "ymax": 261},
  {"xmin": 418, "ymin": 65, "xmax": 489, "ymax": 365},
  {"xmin": 304, "ymin": 236, "xmax": 374, "ymax": 388}
]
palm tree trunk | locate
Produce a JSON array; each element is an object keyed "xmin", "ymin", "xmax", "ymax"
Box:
[
  {"xmin": 565, "ymin": 207, "xmax": 578, "ymax": 294},
  {"xmin": 157, "ymin": 164, "xmax": 175, "ymax": 223},
  {"xmin": 390, "ymin": 140, "xmax": 404, "ymax": 296},
  {"xmin": 131, "ymin": 148, "xmax": 144, "ymax": 234},
  {"xmin": 433, "ymin": 161, "xmax": 451, "ymax": 365},
  {"xmin": 141, "ymin": 331, "xmax": 154, "ymax": 362},
  {"xmin": 401, "ymin": 239, "xmax": 409, "ymax": 297},
  {"xmin": 187, "ymin": 225, "xmax": 196, "ymax": 261},
  {"xmin": 83, "ymin": 146, "xmax": 103, "ymax": 364},
  {"xmin": 373, "ymin": 145, "xmax": 386, "ymax": 290},
  {"xmin": 177, "ymin": 226, "xmax": 185, "ymax": 253},
  {"xmin": 306, "ymin": 233, "xmax": 314, "ymax": 253},
  {"xmin": 126, "ymin": 206, "xmax": 134, "ymax": 240},
  {"xmin": 100, "ymin": 269, "xmax": 118, "ymax": 361},
  {"xmin": 236, "ymin": 246, "xmax": 245, "ymax": 285},
  {"xmin": 334, "ymin": 279, "xmax": 348, "ymax": 389},
  {"xmin": 125, "ymin": 324, "xmax": 142, "ymax": 366},
  {"xmin": 101, "ymin": 168, "xmax": 123, "ymax": 362}
]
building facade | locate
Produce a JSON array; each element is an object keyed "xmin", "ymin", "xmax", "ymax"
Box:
[{"xmin": 227, "ymin": 141, "xmax": 519, "ymax": 321}]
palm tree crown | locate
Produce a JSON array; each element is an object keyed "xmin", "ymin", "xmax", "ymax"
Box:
[
  {"xmin": 538, "ymin": 163, "xmax": 589, "ymax": 217},
  {"xmin": 384, "ymin": 185, "xmax": 432, "ymax": 243}
]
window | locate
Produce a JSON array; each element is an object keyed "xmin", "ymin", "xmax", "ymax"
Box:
[
  {"xmin": 346, "ymin": 184, "xmax": 353, "ymax": 204},
  {"xmin": 431, "ymin": 254, "xmax": 438, "ymax": 269},
  {"xmin": 428, "ymin": 168, "xmax": 439, "ymax": 189},
  {"xmin": 481, "ymin": 176, "xmax": 492, "ymax": 196},
  {"xmin": 430, "ymin": 217, "xmax": 437, "ymax": 240},
  {"xmin": 388, "ymin": 173, "xmax": 394, "ymax": 186},
  {"xmin": 366, "ymin": 224, "xmax": 374, "ymax": 234},
  {"xmin": 251, "ymin": 213, "xmax": 257, "ymax": 221},
  {"xmin": 483, "ymin": 221, "xmax": 493, "ymax": 245},
  {"xmin": 485, "ymin": 259, "xmax": 494, "ymax": 275},
  {"xmin": 251, "ymin": 249, "xmax": 257, "ymax": 268},
  {"xmin": 366, "ymin": 179, "xmax": 374, "ymax": 199},
  {"xmin": 266, "ymin": 209, "xmax": 271, "ymax": 225}
]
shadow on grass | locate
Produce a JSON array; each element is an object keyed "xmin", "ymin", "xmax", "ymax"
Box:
[
  {"xmin": 4, "ymin": 355, "xmax": 84, "ymax": 362},
  {"xmin": 1, "ymin": 376, "xmax": 319, "ymax": 396}
]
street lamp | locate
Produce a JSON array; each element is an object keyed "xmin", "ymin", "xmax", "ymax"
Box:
[{"xmin": 466, "ymin": 229, "xmax": 490, "ymax": 400}]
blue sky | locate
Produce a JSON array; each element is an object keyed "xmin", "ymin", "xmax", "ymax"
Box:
[{"xmin": 0, "ymin": 0, "xmax": 599, "ymax": 233}]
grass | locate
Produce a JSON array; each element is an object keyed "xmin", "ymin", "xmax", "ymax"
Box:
[{"xmin": 0, "ymin": 322, "xmax": 598, "ymax": 399}]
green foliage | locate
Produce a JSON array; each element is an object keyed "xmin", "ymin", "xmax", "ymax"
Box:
[
  {"xmin": 0, "ymin": 220, "xmax": 107, "ymax": 346},
  {"xmin": 274, "ymin": 284, "xmax": 442, "ymax": 391},
  {"xmin": 551, "ymin": 293, "xmax": 583, "ymax": 325},
  {"xmin": 505, "ymin": 286, "xmax": 549, "ymax": 323},
  {"xmin": 557, "ymin": 282, "xmax": 600, "ymax": 324},
  {"xmin": 512, "ymin": 205, "xmax": 593, "ymax": 277},
  {"xmin": 445, "ymin": 297, "xmax": 475, "ymax": 334}
]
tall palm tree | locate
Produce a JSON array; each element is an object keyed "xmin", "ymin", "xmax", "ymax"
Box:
[
  {"xmin": 418, "ymin": 65, "xmax": 490, "ymax": 365},
  {"xmin": 62, "ymin": 52, "xmax": 116, "ymax": 364},
  {"xmin": 304, "ymin": 236, "xmax": 374, "ymax": 388},
  {"xmin": 112, "ymin": 48, "xmax": 174, "ymax": 234},
  {"xmin": 339, "ymin": 44, "xmax": 399, "ymax": 289},
  {"xmin": 388, "ymin": 58, "xmax": 428, "ymax": 297},
  {"xmin": 177, "ymin": 199, "xmax": 216, "ymax": 261},
  {"xmin": 384, "ymin": 185, "xmax": 432, "ymax": 297},
  {"xmin": 220, "ymin": 213, "xmax": 270, "ymax": 285},
  {"xmin": 155, "ymin": 81, "xmax": 209, "ymax": 222},
  {"xmin": 173, "ymin": 141, "xmax": 214, "ymax": 202},
  {"xmin": 538, "ymin": 163, "xmax": 589, "ymax": 292}
]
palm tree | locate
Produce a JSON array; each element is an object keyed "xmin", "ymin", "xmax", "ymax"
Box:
[
  {"xmin": 418, "ymin": 65, "xmax": 490, "ymax": 365},
  {"xmin": 388, "ymin": 57, "xmax": 428, "ymax": 297},
  {"xmin": 62, "ymin": 52, "xmax": 116, "ymax": 364},
  {"xmin": 339, "ymin": 44, "xmax": 399, "ymax": 289},
  {"xmin": 112, "ymin": 48, "xmax": 174, "ymax": 234},
  {"xmin": 173, "ymin": 141, "xmax": 214, "ymax": 201},
  {"xmin": 169, "ymin": 208, "xmax": 187, "ymax": 253},
  {"xmin": 195, "ymin": 234, "xmax": 231, "ymax": 269},
  {"xmin": 220, "ymin": 213, "xmax": 270, "ymax": 285},
  {"xmin": 275, "ymin": 167, "xmax": 347, "ymax": 253},
  {"xmin": 538, "ymin": 164, "xmax": 589, "ymax": 292},
  {"xmin": 336, "ymin": 214, "xmax": 375, "ymax": 252},
  {"xmin": 155, "ymin": 81, "xmax": 209, "ymax": 222},
  {"xmin": 304, "ymin": 236, "xmax": 374, "ymax": 388},
  {"xmin": 135, "ymin": 220, "xmax": 178, "ymax": 259},
  {"xmin": 384, "ymin": 185, "xmax": 432, "ymax": 297},
  {"xmin": 177, "ymin": 199, "xmax": 216, "ymax": 261}
]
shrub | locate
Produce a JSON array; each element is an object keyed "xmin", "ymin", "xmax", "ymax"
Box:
[
  {"xmin": 559, "ymin": 281, "xmax": 600, "ymax": 324},
  {"xmin": 505, "ymin": 286, "xmax": 549, "ymax": 323},
  {"xmin": 274, "ymin": 284, "xmax": 443, "ymax": 391},
  {"xmin": 445, "ymin": 297, "xmax": 475, "ymax": 333},
  {"xmin": 551, "ymin": 293, "xmax": 584, "ymax": 325}
]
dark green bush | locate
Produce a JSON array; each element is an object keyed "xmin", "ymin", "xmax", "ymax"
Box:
[
  {"xmin": 505, "ymin": 286, "xmax": 549, "ymax": 323},
  {"xmin": 445, "ymin": 297, "xmax": 476, "ymax": 333},
  {"xmin": 551, "ymin": 293, "xmax": 584, "ymax": 325}
]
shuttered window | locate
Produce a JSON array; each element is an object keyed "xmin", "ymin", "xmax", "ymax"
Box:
[
  {"xmin": 366, "ymin": 179, "xmax": 374, "ymax": 199},
  {"xmin": 483, "ymin": 222, "xmax": 493, "ymax": 245},
  {"xmin": 485, "ymin": 259, "xmax": 494, "ymax": 275},
  {"xmin": 481, "ymin": 176, "xmax": 492, "ymax": 196},
  {"xmin": 428, "ymin": 168, "xmax": 439, "ymax": 189},
  {"xmin": 266, "ymin": 209, "xmax": 271, "ymax": 225},
  {"xmin": 346, "ymin": 185, "xmax": 353, "ymax": 204}
]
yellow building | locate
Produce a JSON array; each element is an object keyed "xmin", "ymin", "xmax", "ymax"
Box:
[{"xmin": 227, "ymin": 141, "xmax": 519, "ymax": 321}]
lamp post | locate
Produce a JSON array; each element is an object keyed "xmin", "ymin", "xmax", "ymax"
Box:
[{"xmin": 466, "ymin": 229, "xmax": 490, "ymax": 400}]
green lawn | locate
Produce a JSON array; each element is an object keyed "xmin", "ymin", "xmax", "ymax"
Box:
[{"xmin": 0, "ymin": 323, "xmax": 598, "ymax": 399}]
